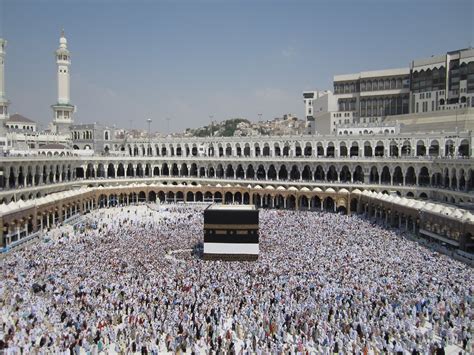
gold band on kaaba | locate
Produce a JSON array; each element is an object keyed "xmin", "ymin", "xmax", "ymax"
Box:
[{"xmin": 204, "ymin": 224, "xmax": 259, "ymax": 229}]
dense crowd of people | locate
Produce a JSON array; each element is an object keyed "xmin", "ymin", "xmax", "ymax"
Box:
[{"xmin": 0, "ymin": 203, "xmax": 472, "ymax": 354}]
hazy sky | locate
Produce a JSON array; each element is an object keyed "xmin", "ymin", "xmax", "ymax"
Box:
[{"xmin": 0, "ymin": 0, "xmax": 472, "ymax": 133}]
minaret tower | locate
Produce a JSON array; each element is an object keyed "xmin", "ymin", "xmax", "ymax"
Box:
[
  {"xmin": 51, "ymin": 30, "xmax": 74, "ymax": 134},
  {"xmin": 0, "ymin": 38, "xmax": 10, "ymax": 126}
]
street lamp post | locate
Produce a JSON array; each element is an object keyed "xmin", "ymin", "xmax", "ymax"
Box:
[
  {"xmin": 146, "ymin": 118, "xmax": 152, "ymax": 155},
  {"xmin": 209, "ymin": 115, "xmax": 214, "ymax": 137}
]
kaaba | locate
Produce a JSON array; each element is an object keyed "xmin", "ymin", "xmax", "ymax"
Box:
[{"xmin": 203, "ymin": 205, "xmax": 259, "ymax": 261}]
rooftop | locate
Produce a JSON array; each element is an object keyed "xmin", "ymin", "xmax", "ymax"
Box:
[{"xmin": 7, "ymin": 114, "xmax": 36, "ymax": 124}]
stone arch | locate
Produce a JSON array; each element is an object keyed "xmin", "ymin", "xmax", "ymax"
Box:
[
  {"xmin": 236, "ymin": 164, "xmax": 245, "ymax": 179},
  {"xmin": 327, "ymin": 165, "xmax": 338, "ymax": 182},
  {"xmin": 418, "ymin": 166, "xmax": 430, "ymax": 186},
  {"xmin": 256, "ymin": 165, "xmax": 266, "ymax": 180},
  {"xmin": 459, "ymin": 139, "xmax": 469, "ymax": 157},
  {"xmin": 339, "ymin": 141, "xmax": 348, "ymax": 157},
  {"xmin": 374, "ymin": 141, "xmax": 384, "ymax": 157},
  {"xmin": 340, "ymin": 165, "xmax": 351, "ymax": 182},
  {"xmin": 416, "ymin": 140, "xmax": 426, "ymax": 156},
  {"xmin": 380, "ymin": 166, "xmax": 391, "ymax": 184},
  {"xmin": 393, "ymin": 166, "xmax": 403, "ymax": 185},
  {"xmin": 278, "ymin": 165, "xmax": 288, "ymax": 180},
  {"xmin": 326, "ymin": 142, "xmax": 335, "ymax": 157},
  {"xmin": 314, "ymin": 165, "xmax": 325, "ymax": 181},
  {"xmin": 302, "ymin": 165, "xmax": 312, "ymax": 181},
  {"xmin": 246, "ymin": 165, "xmax": 255, "ymax": 179},
  {"xmin": 389, "ymin": 140, "xmax": 399, "ymax": 157},
  {"xmin": 294, "ymin": 142, "xmax": 302, "ymax": 157},
  {"xmin": 274, "ymin": 143, "xmax": 281, "ymax": 156},
  {"xmin": 225, "ymin": 164, "xmax": 234, "ymax": 178},
  {"xmin": 323, "ymin": 196, "xmax": 335, "ymax": 212},
  {"xmin": 262, "ymin": 143, "xmax": 271, "ymax": 157},
  {"xmin": 364, "ymin": 141, "xmax": 372, "ymax": 157},
  {"xmin": 216, "ymin": 164, "xmax": 224, "ymax": 178},
  {"xmin": 243, "ymin": 144, "xmax": 251, "ymax": 157},
  {"xmin": 405, "ymin": 166, "xmax": 416, "ymax": 185},
  {"xmin": 369, "ymin": 166, "xmax": 379, "ymax": 184},
  {"xmin": 268, "ymin": 165, "xmax": 277, "ymax": 180},
  {"xmin": 290, "ymin": 165, "xmax": 300, "ymax": 180},
  {"xmin": 350, "ymin": 142, "xmax": 359, "ymax": 157}
]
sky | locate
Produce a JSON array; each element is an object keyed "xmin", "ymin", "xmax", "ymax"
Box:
[{"xmin": 0, "ymin": 0, "xmax": 472, "ymax": 133}]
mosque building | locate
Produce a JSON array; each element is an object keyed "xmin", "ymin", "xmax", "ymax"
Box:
[{"xmin": 0, "ymin": 32, "xmax": 472, "ymax": 253}]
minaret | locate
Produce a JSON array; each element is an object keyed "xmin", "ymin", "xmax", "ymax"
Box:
[
  {"xmin": 51, "ymin": 30, "xmax": 74, "ymax": 134},
  {"xmin": 0, "ymin": 38, "xmax": 10, "ymax": 126}
]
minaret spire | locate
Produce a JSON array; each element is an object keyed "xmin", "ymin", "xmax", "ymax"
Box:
[
  {"xmin": 0, "ymin": 38, "xmax": 9, "ymax": 125},
  {"xmin": 51, "ymin": 30, "xmax": 74, "ymax": 134}
]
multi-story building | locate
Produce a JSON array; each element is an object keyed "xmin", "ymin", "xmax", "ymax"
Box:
[
  {"xmin": 4, "ymin": 114, "xmax": 37, "ymax": 132},
  {"xmin": 70, "ymin": 123, "xmax": 116, "ymax": 153},
  {"xmin": 305, "ymin": 48, "xmax": 474, "ymax": 136},
  {"xmin": 303, "ymin": 90, "xmax": 337, "ymax": 134},
  {"xmin": 410, "ymin": 48, "xmax": 474, "ymax": 114},
  {"xmin": 333, "ymin": 68, "xmax": 411, "ymax": 124}
]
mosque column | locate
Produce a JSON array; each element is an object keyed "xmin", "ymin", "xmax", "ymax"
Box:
[
  {"xmin": 15, "ymin": 223, "xmax": 20, "ymax": 242},
  {"xmin": 320, "ymin": 200, "xmax": 323, "ymax": 212}
]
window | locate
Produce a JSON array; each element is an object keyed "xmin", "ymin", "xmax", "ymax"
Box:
[
  {"xmin": 422, "ymin": 102, "xmax": 428, "ymax": 112},
  {"xmin": 431, "ymin": 101, "xmax": 434, "ymax": 111},
  {"xmin": 416, "ymin": 102, "xmax": 419, "ymax": 113}
]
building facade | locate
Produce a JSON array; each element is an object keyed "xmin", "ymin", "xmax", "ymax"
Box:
[
  {"xmin": 0, "ymin": 35, "xmax": 473, "ymax": 253},
  {"xmin": 411, "ymin": 48, "xmax": 474, "ymax": 114},
  {"xmin": 305, "ymin": 48, "xmax": 474, "ymax": 136}
]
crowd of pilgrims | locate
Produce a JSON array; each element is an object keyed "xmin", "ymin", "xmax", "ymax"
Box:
[{"xmin": 0, "ymin": 203, "xmax": 472, "ymax": 354}]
